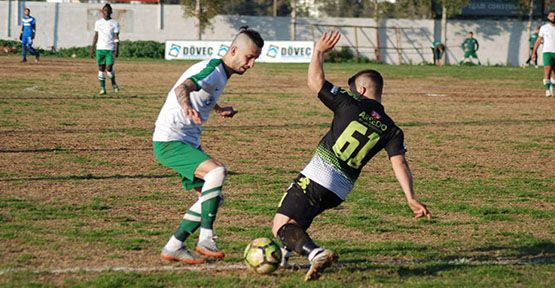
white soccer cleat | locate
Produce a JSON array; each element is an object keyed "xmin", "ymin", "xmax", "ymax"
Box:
[
  {"xmin": 546, "ymin": 90, "xmax": 552, "ymax": 97},
  {"xmin": 304, "ymin": 249, "xmax": 338, "ymax": 281},
  {"xmin": 160, "ymin": 247, "xmax": 205, "ymax": 265}
]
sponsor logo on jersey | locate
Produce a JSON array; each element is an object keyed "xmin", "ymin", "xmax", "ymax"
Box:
[
  {"xmin": 330, "ymin": 85, "xmax": 339, "ymax": 95},
  {"xmin": 358, "ymin": 111, "xmax": 388, "ymax": 131}
]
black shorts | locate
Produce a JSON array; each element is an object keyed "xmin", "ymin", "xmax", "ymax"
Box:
[{"xmin": 276, "ymin": 174, "xmax": 343, "ymax": 230}]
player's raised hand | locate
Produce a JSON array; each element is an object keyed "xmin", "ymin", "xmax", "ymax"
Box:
[
  {"xmin": 315, "ymin": 31, "xmax": 341, "ymax": 53},
  {"xmin": 408, "ymin": 199, "xmax": 432, "ymax": 220},
  {"xmin": 217, "ymin": 106, "xmax": 238, "ymax": 118}
]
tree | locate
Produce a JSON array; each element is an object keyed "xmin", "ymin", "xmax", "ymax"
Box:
[
  {"xmin": 181, "ymin": 0, "xmax": 223, "ymax": 40},
  {"xmin": 433, "ymin": 0, "xmax": 471, "ymax": 63}
]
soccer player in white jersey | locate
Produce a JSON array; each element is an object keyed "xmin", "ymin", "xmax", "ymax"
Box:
[
  {"xmin": 532, "ymin": 10, "xmax": 555, "ymax": 97},
  {"xmin": 272, "ymin": 31, "xmax": 431, "ymax": 281},
  {"xmin": 153, "ymin": 27, "xmax": 264, "ymax": 265},
  {"xmin": 90, "ymin": 4, "xmax": 120, "ymax": 96}
]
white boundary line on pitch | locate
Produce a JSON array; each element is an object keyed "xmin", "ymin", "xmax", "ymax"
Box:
[{"xmin": 1, "ymin": 257, "xmax": 553, "ymax": 276}]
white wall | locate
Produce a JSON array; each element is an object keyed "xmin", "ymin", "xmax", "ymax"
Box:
[{"xmin": 0, "ymin": 2, "xmax": 545, "ymax": 66}]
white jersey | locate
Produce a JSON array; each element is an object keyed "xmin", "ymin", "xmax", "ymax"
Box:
[
  {"xmin": 153, "ymin": 59, "xmax": 229, "ymax": 147},
  {"xmin": 539, "ymin": 23, "xmax": 555, "ymax": 53},
  {"xmin": 94, "ymin": 18, "xmax": 119, "ymax": 50}
]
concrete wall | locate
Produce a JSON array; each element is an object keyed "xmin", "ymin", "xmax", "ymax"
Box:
[{"xmin": 0, "ymin": 2, "xmax": 546, "ymax": 66}]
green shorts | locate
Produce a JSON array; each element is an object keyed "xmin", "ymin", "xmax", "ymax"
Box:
[
  {"xmin": 543, "ymin": 52, "xmax": 555, "ymax": 67},
  {"xmin": 464, "ymin": 51, "xmax": 478, "ymax": 58},
  {"xmin": 96, "ymin": 49, "xmax": 115, "ymax": 66},
  {"xmin": 153, "ymin": 141, "xmax": 211, "ymax": 191}
]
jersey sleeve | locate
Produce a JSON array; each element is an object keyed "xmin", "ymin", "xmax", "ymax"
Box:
[
  {"xmin": 94, "ymin": 20, "xmax": 99, "ymax": 32},
  {"xmin": 317, "ymin": 80, "xmax": 357, "ymax": 112},
  {"xmin": 538, "ymin": 26, "xmax": 545, "ymax": 38},
  {"xmin": 385, "ymin": 128, "xmax": 406, "ymax": 158},
  {"xmin": 113, "ymin": 21, "xmax": 120, "ymax": 34},
  {"xmin": 188, "ymin": 59, "xmax": 222, "ymax": 90}
]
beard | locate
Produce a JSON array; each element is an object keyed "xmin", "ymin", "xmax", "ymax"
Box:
[{"xmin": 550, "ymin": 19, "xmax": 555, "ymax": 24}]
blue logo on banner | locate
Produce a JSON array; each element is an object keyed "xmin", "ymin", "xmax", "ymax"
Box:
[
  {"xmin": 267, "ymin": 45, "xmax": 279, "ymax": 58},
  {"xmin": 169, "ymin": 44, "xmax": 181, "ymax": 57},
  {"xmin": 218, "ymin": 45, "xmax": 229, "ymax": 57}
]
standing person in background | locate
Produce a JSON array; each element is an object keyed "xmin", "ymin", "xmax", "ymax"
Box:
[
  {"xmin": 460, "ymin": 32, "xmax": 481, "ymax": 65},
  {"xmin": 20, "ymin": 8, "xmax": 40, "ymax": 63},
  {"xmin": 532, "ymin": 10, "xmax": 555, "ymax": 97},
  {"xmin": 90, "ymin": 3, "xmax": 120, "ymax": 96},
  {"xmin": 526, "ymin": 26, "xmax": 540, "ymax": 68},
  {"xmin": 431, "ymin": 40, "xmax": 445, "ymax": 66}
]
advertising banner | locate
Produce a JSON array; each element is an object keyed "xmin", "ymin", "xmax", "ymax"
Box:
[{"xmin": 165, "ymin": 40, "xmax": 314, "ymax": 63}]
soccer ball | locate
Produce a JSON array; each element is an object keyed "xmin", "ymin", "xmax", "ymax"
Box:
[{"xmin": 243, "ymin": 237, "xmax": 282, "ymax": 274}]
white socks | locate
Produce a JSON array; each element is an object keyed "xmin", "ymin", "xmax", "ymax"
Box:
[
  {"xmin": 199, "ymin": 227, "xmax": 214, "ymax": 242},
  {"xmin": 164, "ymin": 235, "xmax": 183, "ymax": 252},
  {"xmin": 308, "ymin": 248, "xmax": 324, "ymax": 261}
]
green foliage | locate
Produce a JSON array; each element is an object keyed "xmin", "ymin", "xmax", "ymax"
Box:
[
  {"xmin": 217, "ymin": 0, "xmax": 291, "ymax": 16},
  {"xmin": 0, "ymin": 40, "xmax": 165, "ymax": 58},
  {"xmin": 118, "ymin": 40, "xmax": 164, "ymax": 58},
  {"xmin": 325, "ymin": 46, "xmax": 372, "ymax": 63}
]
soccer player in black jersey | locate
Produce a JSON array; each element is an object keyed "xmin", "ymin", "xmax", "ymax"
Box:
[{"xmin": 271, "ymin": 31, "xmax": 432, "ymax": 281}]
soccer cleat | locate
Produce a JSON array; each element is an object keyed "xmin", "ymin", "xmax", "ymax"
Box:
[
  {"xmin": 304, "ymin": 249, "xmax": 338, "ymax": 282},
  {"xmin": 546, "ymin": 90, "xmax": 552, "ymax": 97},
  {"xmin": 195, "ymin": 237, "xmax": 225, "ymax": 259},
  {"xmin": 99, "ymin": 89, "xmax": 107, "ymax": 95},
  {"xmin": 35, "ymin": 54, "xmax": 40, "ymax": 63},
  {"xmin": 160, "ymin": 247, "xmax": 205, "ymax": 265},
  {"xmin": 113, "ymin": 85, "xmax": 120, "ymax": 93}
]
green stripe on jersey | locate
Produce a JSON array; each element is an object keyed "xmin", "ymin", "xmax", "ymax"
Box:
[
  {"xmin": 315, "ymin": 144, "xmax": 355, "ymax": 183},
  {"xmin": 188, "ymin": 58, "xmax": 223, "ymax": 90}
]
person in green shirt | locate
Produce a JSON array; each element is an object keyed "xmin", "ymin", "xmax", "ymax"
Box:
[
  {"xmin": 526, "ymin": 26, "xmax": 541, "ymax": 67},
  {"xmin": 460, "ymin": 31, "xmax": 481, "ymax": 65},
  {"xmin": 431, "ymin": 40, "xmax": 445, "ymax": 66}
]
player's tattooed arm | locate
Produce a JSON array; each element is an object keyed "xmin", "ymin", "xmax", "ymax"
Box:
[
  {"xmin": 308, "ymin": 31, "xmax": 340, "ymax": 94},
  {"xmin": 175, "ymin": 79, "xmax": 202, "ymax": 124}
]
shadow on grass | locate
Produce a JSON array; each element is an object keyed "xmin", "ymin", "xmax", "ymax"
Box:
[
  {"xmin": 334, "ymin": 240, "xmax": 555, "ymax": 276},
  {"xmin": 0, "ymin": 171, "xmax": 241, "ymax": 182},
  {"xmin": 0, "ymin": 147, "xmax": 151, "ymax": 153}
]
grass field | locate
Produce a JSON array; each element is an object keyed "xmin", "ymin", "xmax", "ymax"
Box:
[{"xmin": 0, "ymin": 55, "xmax": 554, "ymax": 287}]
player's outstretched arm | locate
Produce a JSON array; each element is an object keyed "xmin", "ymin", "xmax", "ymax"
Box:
[
  {"xmin": 214, "ymin": 103, "xmax": 238, "ymax": 118},
  {"xmin": 175, "ymin": 79, "xmax": 202, "ymax": 124},
  {"xmin": 390, "ymin": 154, "xmax": 432, "ymax": 220},
  {"xmin": 307, "ymin": 31, "xmax": 340, "ymax": 94}
]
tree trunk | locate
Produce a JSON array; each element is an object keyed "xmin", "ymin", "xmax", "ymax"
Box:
[
  {"xmin": 374, "ymin": 0, "xmax": 381, "ymax": 63},
  {"xmin": 441, "ymin": 3, "xmax": 447, "ymax": 64},
  {"xmin": 273, "ymin": 0, "xmax": 277, "ymax": 17},
  {"xmin": 527, "ymin": 0, "xmax": 534, "ymax": 41},
  {"xmin": 290, "ymin": 0, "xmax": 296, "ymax": 40},
  {"xmin": 195, "ymin": 0, "xmax": 201, "ymax": 40}
]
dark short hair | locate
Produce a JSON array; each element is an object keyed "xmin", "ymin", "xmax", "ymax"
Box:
[
  {"xmin": 238, "ymin": 26, "xmax": 264, "ymax": 49},
  {"xmin": 103, "ymin": 3, "xmax": 113, "ymax": 14},
  {"xmin": 549, "ymin": 10, "xmax": 555, "ymax": 15},
  {"xmin": 348, "ymin": 69, "xmax": 384, "ymax": 96}
]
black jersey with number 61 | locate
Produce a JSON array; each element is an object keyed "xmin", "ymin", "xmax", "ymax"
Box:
[{"xmin": 300, "ymin": 81, "xmax": 406, "ymax": 200}]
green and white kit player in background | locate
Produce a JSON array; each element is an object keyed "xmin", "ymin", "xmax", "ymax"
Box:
[
  {"xmin": 271, "ymin": 31, "xmax": 432, "ymax": 281},
  {"xmin": 90, "ymin": 4, "xmax": 120, "ymax": 96},
  {"xmin": 153, "ymin": 27, "xmax": 264, "ymax": 265},
  {"xmin": 532, "ymin": 10, "xmax": 555, "ymax": 97}
]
